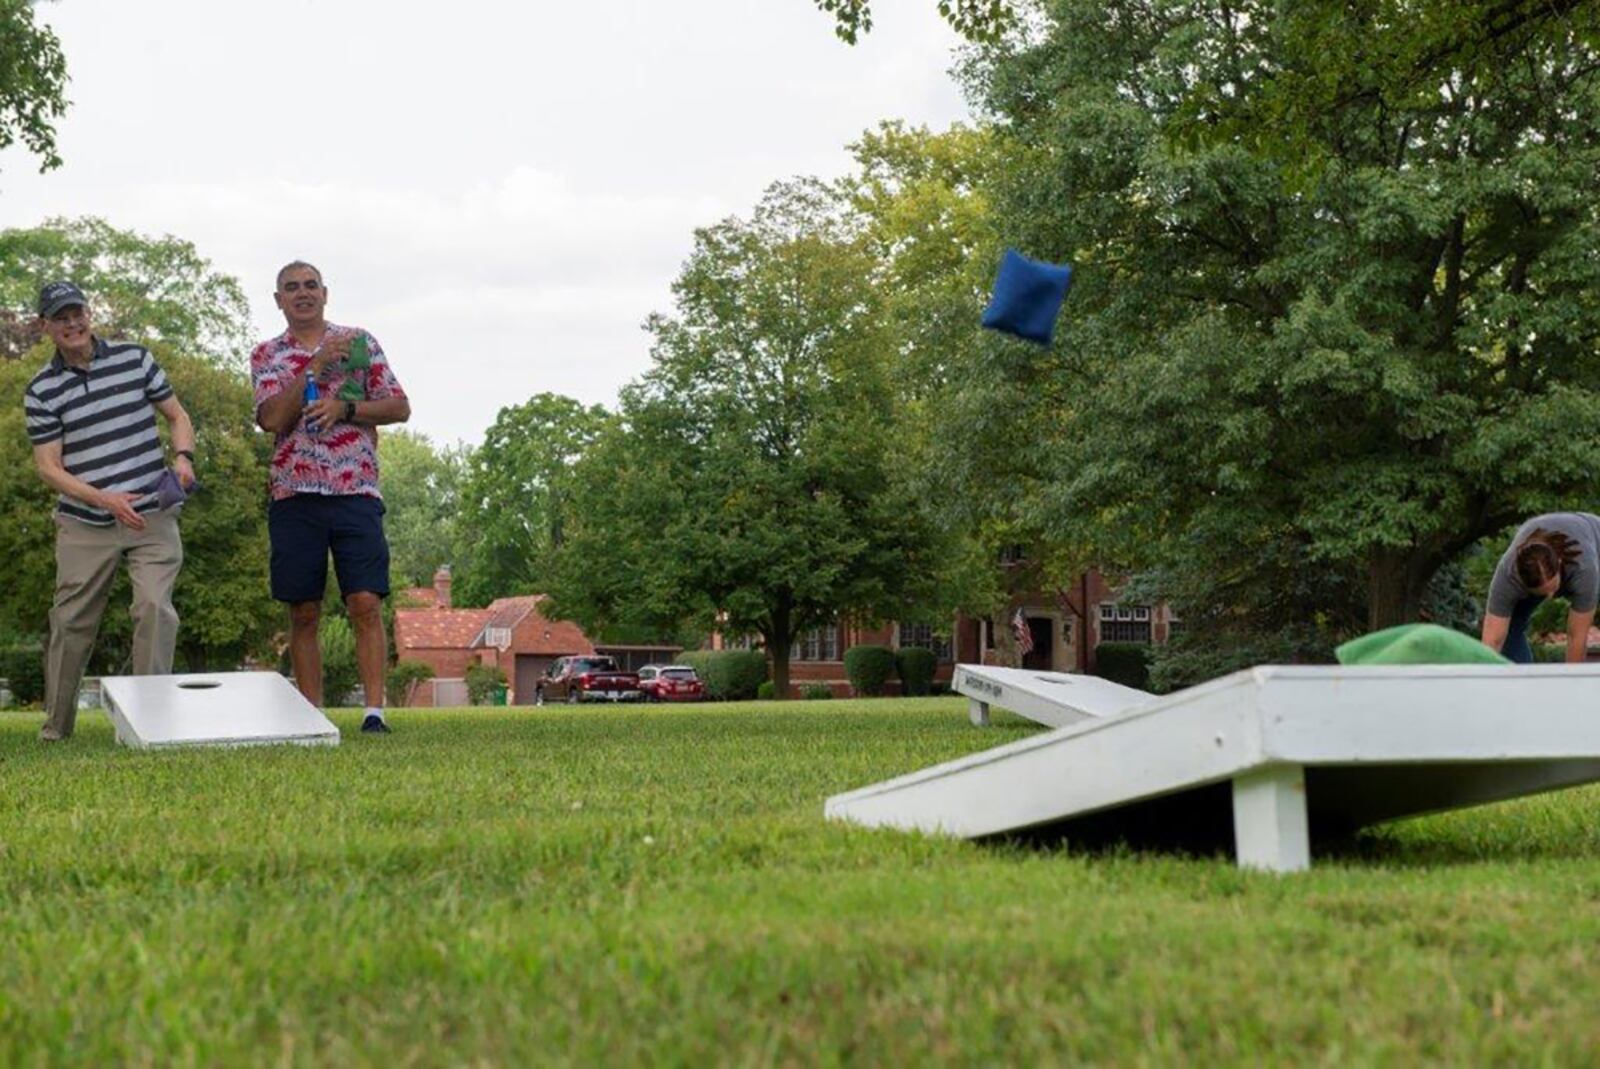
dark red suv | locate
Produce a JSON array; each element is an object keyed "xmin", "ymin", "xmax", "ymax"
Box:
[{"xmin": 638, "ymin": 664, "xmax": 706, "ymax": 703}]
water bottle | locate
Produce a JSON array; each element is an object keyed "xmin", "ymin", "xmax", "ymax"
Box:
[{"xmin": 304, "ymin": 372, "xmax": 320, "ymax": 433}]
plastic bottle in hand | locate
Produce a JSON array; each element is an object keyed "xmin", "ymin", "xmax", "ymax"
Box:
[{"xmin": 304, "ymin": 372, "xmax": 321, "ymax": 433}]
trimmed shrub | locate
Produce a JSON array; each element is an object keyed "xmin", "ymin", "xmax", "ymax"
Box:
[
  {"xmin": 799, "ymin": 682, "xmax": 833, "ymax": 700},
  {"xmin": 844, "ymin": 645, "xmax": 897, "ymax": 696},
  {"xmin": 465, "ymin": 663, "xmax": 507, "ymax": 706},
  {"xmin": 756, "ymin": 680, "xmax": 777, "ymax": 701},
  {"xmin": 319, "ymin": 616, "xmax": 360, "ymax": 707},
  {"xmin": 930, "ymin": 681, "xmax": 951, "ymax": 697},
  {"xmin": 0, "ymin": 642, "xmax": 45, "ymax": 705},
  {"xmin": 1094, "ymin": 642, "xmax": 1153, "ymax": 691},
  {"xmin": 1533, "ymin": 642, "xmax": 1566, "ymax": 664},
  {"xmin": 895, "ymin": 647, "xmax": 938, "ymax": 697},
  {"xmin": 386, "ymin": 659, "xmax": 436, "ymax": 707},
  {"xmin": 678, "ymin": 650, "xmax": 768, "ymax": 701}
]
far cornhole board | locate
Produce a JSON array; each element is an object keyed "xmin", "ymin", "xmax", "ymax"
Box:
[
  {"xmin": 829, "ymin": 663, "xmax": 1600, "ymax": 872},
  {"xmin": 102, "ymin": 672, "xmax": 339, "ymax": 749}
]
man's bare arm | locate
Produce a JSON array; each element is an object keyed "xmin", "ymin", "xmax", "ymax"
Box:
[
  {"xmin": 1567, "ymin": 608, "xmax": 1595, "ymax": 663},
  {"xmin": 1481, "ymin": 612, "xmax": 1510, "ymax": 653}
]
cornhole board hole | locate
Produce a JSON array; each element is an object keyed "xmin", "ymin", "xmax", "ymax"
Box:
[
  {"xmin": 954, "ymin": 664, "xmax": 1155, "ymax": 727},
  {"xmin": 828, "ymin": 664, "xmax": 1600, "ymax": 872},
  {"xmin": 102, "ymin": 672, "xmax": 339, "ymax": 749}
]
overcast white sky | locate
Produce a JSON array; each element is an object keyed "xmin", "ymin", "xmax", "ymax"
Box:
[{"xmin": 0, "ymin": 0, "xmax": 972, "ymax": 445}]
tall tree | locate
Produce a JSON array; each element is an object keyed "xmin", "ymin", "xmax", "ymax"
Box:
[
  {"xmin": 814, "ymin": 0, "xmax": 1015, "ymax": 43},
  {"xmin": 379, "ymin": 429, "xmax": 466, "ymax": 589},
  {"xmin": 550, "ymin": 180, "xmax": 942, "ymax": 697},
  {"xmin": 451, "ymin": 393, "xmax": 610, "ymax": 608},
  {"xmin": 0, "ymin": 218, "xmax": 253, "ymax": 364},
  {"xmin": 961, "ymin": 0, "xmax": 1600, "ymax": 647},
  {"xmin": 0, "ymin": 0, "xmax": 68, "ymax": 173}
]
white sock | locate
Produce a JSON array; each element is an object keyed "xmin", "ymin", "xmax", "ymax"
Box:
[{"xmin": 365, "ymin": 706, "xmax": 385, "ymax": 722}]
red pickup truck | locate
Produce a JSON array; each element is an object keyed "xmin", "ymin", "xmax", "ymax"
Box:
[{"xmin": 534, "ymin": 655, "xmax": 642, "ymax": 705}]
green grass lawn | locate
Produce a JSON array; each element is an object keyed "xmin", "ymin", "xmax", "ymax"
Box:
[{"xmin": 4, "ymin": 698, "xmax": 1600, "ymax": 1065}]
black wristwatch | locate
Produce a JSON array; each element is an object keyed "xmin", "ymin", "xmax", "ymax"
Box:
[
  {"xmin": 176, "ymin": 449, "xmax": 195, "ymax": 462},
  {"xmin": 343, "ymin": 401, "xmax": 357, "ymax": 423}
]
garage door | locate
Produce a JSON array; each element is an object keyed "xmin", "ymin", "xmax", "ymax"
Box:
[{"xmin": 515, "ymin": 655, "xmax": 556, "ymax": 705}]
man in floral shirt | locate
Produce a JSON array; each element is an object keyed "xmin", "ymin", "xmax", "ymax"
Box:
[{"xmin": 251, "ymin": 261, "xmax": 411, "ymax": 733}]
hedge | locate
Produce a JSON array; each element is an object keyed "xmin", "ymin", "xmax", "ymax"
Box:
[
  {"xmin": 844, "ymin": 645, "xmax": 897, "ymax": 696},
  {"xmin": 1094, "ymin": 642, "xmax": 1153, "ymax": 690},
  {"xmin": 0, "ymin": 644, "xmax": 45, "ymax": 705},
  {"xmin": 895, "ymin": 647, "xmax": 938, "ymax": 697},
  {"xmin": 465, "ymin": 663, "xmax": 507, "ymax": 706},
  {"xmin": 387, "ymin": 659, "xmax": 436, "ymax": 707},
  {"xmin": 678, "ymin": 650, "xmax": 768, "ymax": 701}
]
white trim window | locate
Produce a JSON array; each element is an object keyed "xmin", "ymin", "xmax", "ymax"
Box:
[
  {"xmin": 897, "ymin": 622, "xmax": 953, "ymax": 662},
  {"xmin": 792, "ymin": 624, "xmax": 840, "ymax": 662},
  {"xmin": 1098, "ymin": 603, "xmax": 1153, "ymax": 644}
]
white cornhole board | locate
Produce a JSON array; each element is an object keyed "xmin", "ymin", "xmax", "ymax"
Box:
[
  {"xmin": 829, "ymin": 663, "xmax": 1600, "ymax": 872},
  {"xmin": 102, "ymin": 672, "xmax": 339, "ymax": 749},
  {"xmin": 954, "ymin": 664, "xmax": 1155, "ymax": 727}
]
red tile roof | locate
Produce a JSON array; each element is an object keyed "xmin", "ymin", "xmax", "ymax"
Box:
[{"xmin": 395, "ymin": 608, "xmax": 491, "ymax": 652}]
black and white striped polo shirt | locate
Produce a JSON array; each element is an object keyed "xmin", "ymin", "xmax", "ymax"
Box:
[{"xmin": 23, "ymin": 337, "xmax": 175, "ymax": 526}]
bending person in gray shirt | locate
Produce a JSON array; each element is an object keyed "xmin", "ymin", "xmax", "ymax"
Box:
[{"xmin": 1481, "ymin": 513, "xmax": 1600, "ymax": 663}]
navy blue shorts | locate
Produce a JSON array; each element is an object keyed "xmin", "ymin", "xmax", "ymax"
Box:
[{"xmin": 268, "ymin": 493, "xmax": 390, "ymax": 603}]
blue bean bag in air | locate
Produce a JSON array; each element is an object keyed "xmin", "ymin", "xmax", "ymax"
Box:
[{"xmin": 981, "ymin": 248, "xmax": 1074, "ymax": 346}]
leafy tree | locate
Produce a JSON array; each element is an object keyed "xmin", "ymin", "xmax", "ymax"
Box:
[
  {"xmin": 451, "ymin": 393, "xmax": 610, "ymax": 608},
  {"xmin": 0, "ymin": 218, "xmax": 253, "ymax": 364},
  {"xmin": 378, "ymin": 428, "xmax": 466, "ymax": 589},
  {"xmin": 964, "ymin": 0, "xmax": 1600, "ymax": 640},
  {"xmin": 0, "ymin": 0, "xmax": 68, "ymax": 173},
  {"xmin": 549, "ymin": 181, "xmax": 942, "ymax": 697},
  {"xmin": 814, "ymin": 0, "xmax": 1016, "ymax": 43}
]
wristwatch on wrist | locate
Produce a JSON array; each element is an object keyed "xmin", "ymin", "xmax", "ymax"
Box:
[
  {"xmin": 176, "ymin": 449, "xmax": 196, "ymax": 462},
  {"xmin": 344, "ymin": 401, "xmax": 357, "ymax": 423}
]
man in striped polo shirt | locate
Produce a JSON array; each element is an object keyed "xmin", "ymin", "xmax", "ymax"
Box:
[{"xmin": 24, "ymin": 281, "xmax": 196, "ymax": 742}]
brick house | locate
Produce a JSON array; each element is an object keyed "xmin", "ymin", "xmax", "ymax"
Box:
[
  {"xmin": 393, "ymin": 569, "xmax": 680, "ymax": 705},
  {"xmin": 716, "ymin": 568, "xmax": 1176, "ymax": 696}
]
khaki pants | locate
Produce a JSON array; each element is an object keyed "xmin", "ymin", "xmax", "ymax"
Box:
[{"xmin": 41, "ymin": 510, "xmax": 183, "ymax": 740}]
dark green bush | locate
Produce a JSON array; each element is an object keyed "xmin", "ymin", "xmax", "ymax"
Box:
[
  {"xmin": 799, "ymin": 682, "xmax": 833, "ymax": 700},
  {"xmin": 1093, "ymin": 642, "xmax": 1154, "ymax": 691},
  {"xmin": 465, "ymin": 663, "xmax": 507, "ymax": 706},
  {"xmin": 844, "ymin": 645, "xmax": 897, "ymax": 696},
  {"xmin": 1532, "ymin": 642, "xmax": 1566, "ymax": 664},
  {"xmin": 387, "ymin": 659, "xmax": 436, "ymax": 707},
  {"xmin": 895, "ymin": 647, "xmax": 938, "ymax": 697},
  {"xmin": 756, "ymin": 680, "xmax": 777, "ymax": 701},
  {"xmin": 0, "ymin": 642, "xmax": 45, "ymax": 705},
  {"xmin": 678, "ymin": 650, "xmax": 768, "ymax": 701}
]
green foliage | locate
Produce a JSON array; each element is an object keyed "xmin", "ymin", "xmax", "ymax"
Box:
[
  {"xmin": 1092, "ymin": 642, "xmax": 1153, "ymax": 692},
  {"xmin": 1530, "ymin": 597, "xmax": 1572, "ymax": 638},
  {"xmin": 378, "ymin": 430, "xmax": 466, "ymax": 589},
  {"xmin": 844, "ymin": 645, "xmax": 897, "ymax": 696},
  {"xmin": 799, "ymin": 681, "xmax": 835, "ymax": 700},
  {"xmin": 318, "ymin": 616, "xmax": 360, "ymax": 707},
  {"xmin": 0, "ymin": 639, "xmax": 44, "ymax": 705},
  {"xmin": 465, "ymin": 663, "xmax": 508, "ymax": 706},
  {"xmin": 1533, "ymin": 643, "xmax": 1567, "ymax": 664},
  {"xmin": 1149, "ymin": 627, "xmax": 1336, "ymax": 696},
  {"xmin": 958, "ymin": 0, "xmax": 1600, "ymax": 639},
  {"xmin": 0, "ymin": 218, "xmax": 253, "ymax": 363},
  {"xmin": 677, "ymin": 650, "xmax": 768, "ymax": 702},
  {"xmin": 549, "ymin": 181, "xmax": 943, "ymax": 698},
  {"xmin": 756, "ymin": 680, "xmax": 777, "ymax": 701},
  {"xmin": 452, "ymin": 393, "xmax": 610, "ymax": 608},
  {"xmin": 0, "ymin": 0, "xmax": 67, "ymax": 172},
  {"xmin": 895, "ymin": 646, "xmax": 938, "ymax": 697},
  {"xmin": 813, "ymin": 0, "xmax": 1015, "ymax": 44},
  {"xmin": 386, "ymin": 659, "xmax": 436, "ymax": 708}
]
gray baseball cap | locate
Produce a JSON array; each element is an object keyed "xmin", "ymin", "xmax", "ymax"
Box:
[{"xmin": 38, "ymin": 281, "xmax": 87, "ymax": 318}]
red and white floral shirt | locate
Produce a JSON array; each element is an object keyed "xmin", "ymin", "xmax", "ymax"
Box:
[{"xmin": 249, "ymin": 323, "xmax": 407, "ymax": 501}]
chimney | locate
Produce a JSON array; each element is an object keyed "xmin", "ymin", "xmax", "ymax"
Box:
[{"xmin": 433, "ymin": 565, "xmax": 452, "ymax": 608}]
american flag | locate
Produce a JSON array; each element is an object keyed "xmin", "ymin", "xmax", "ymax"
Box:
[{"xmin": 1011, "ymin": 607, "xmax": 1034, "ymax": 656}]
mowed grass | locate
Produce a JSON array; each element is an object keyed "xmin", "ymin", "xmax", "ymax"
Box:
[{"xmin": 4, "ymin": 700, "xmax": 1600, "ymax": 1066}]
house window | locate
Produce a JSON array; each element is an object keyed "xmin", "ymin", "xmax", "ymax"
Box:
[
  {"xmin": 793, "ymin": 624, "xmax": 840, "ymax": 662},
  {"xmin": 897, "ymin": 622, "xmax": 952, "ymax": 662},
  {"xmin": 1099, "ymin": 603, "xmax": 1152, "ymax": 644}
]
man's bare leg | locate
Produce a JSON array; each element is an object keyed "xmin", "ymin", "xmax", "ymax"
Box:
[{"xmin": 288, "ymin": 600, "xmax": 323, "ymax": 706}]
